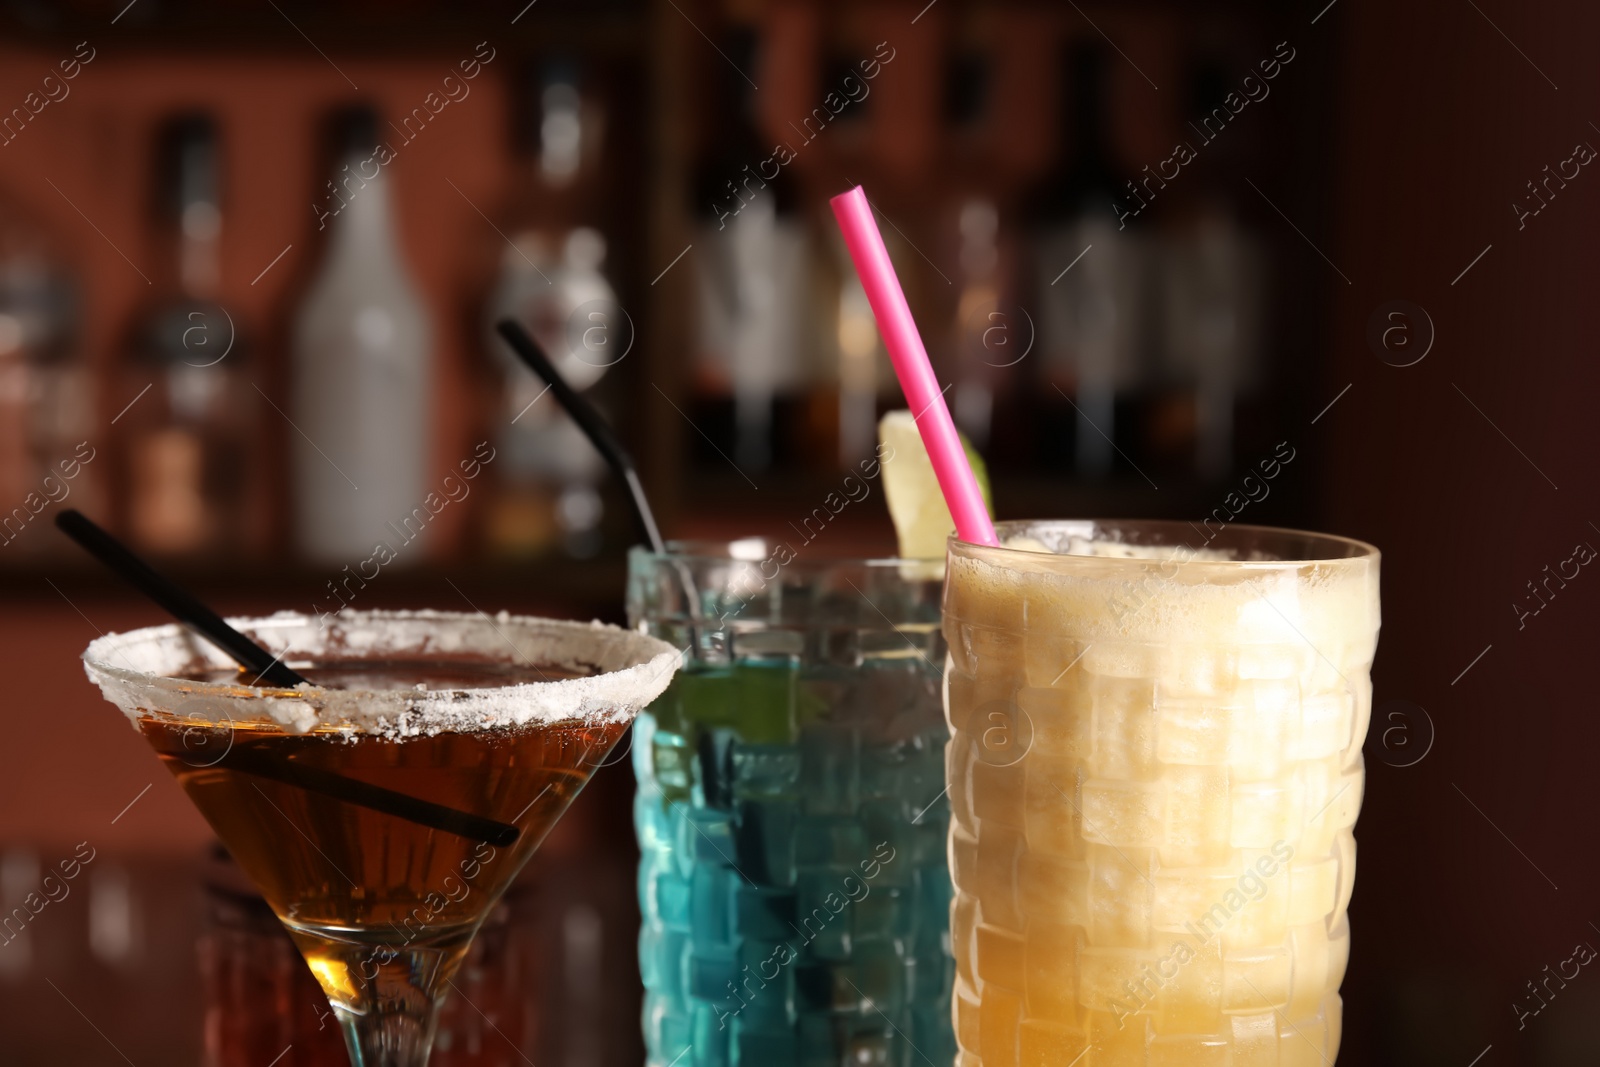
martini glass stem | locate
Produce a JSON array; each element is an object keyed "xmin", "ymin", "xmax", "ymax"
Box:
[
  {"xmin": 307, "ymin": 936, "xmax": 469, "ymax": 1067},
  {"xmin": 335, "ymin": 999, "xmax": 441, "ymax": 1067},
  {"xmin": 336, "ymin": 1006, "xmax": 438, "ymax": 1067}
]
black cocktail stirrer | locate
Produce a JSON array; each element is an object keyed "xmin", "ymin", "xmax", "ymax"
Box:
[
  {"xmin": 495, "ymin": 320, "xmax": 701, "ymax": 782},
  {"xmin": 55, "ymin": 510, "xmax": 518, "ymax": 847},
  {"xmin": 57, "ymin": 509, "xmax": 308, "ymax": 687},
  {"xmin": 495, "ymin": 319, "xmax": 666, "ymax": 554}
]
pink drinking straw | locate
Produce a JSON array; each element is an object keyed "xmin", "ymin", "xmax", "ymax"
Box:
[{"xmin": 829, "ymin": 186, "xmax": 1000, "ymax": 547}]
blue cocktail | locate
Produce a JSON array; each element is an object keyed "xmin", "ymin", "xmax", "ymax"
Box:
[{"xmin": 629, "ymin": 544, "xmax": 955, "ymax": 1067}]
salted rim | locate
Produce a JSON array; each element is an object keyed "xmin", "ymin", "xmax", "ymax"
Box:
[{"xmin": 82, "ymin": 609, "xmax": 681, "ymax": 737}]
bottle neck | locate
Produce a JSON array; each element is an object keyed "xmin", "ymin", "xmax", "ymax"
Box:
[
  {"xmin": 323, "ymin": 155, "xmax": 400, "ymax": 260},
  {"xmin": 174, "ymin": 198, "xmax": 221, "ymax": 300},
  {"xmin": 1064, "ymin": 56, "xmax": 1113, "ymax": 173},
  {"xmin": 1033, "ymin": 57, "xmax": 1125, "ymax": 222},
  {"xmin": 1073, "ymin": 101, "xmax": 1109, "ymax": 164}
]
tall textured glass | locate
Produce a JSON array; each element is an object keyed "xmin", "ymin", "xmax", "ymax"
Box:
[
  {"xmin": 629, "ymin": 543, "xmax": 956, "ymax": 1067},
  {"xmin": 942, "ymin": 520, "xmax": 1379, "ymax": 1066}
]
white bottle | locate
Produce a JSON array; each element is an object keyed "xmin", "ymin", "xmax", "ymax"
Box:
[
  {"xmin": 694, "ymin": 194, "xmax": 807, "ymax": 470},
  {"xmin": 292, "ymin": 108, "xmax": 432, "ymax": 563}
]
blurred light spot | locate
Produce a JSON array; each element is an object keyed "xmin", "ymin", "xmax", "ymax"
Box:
[{"xmin": 88, "ymin": 865, "xmax": 136, "ymax": 965}]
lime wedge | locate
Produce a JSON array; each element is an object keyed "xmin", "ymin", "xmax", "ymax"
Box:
[{"xmin": 878, "ymin": 410, "xmax": 992, "ymax": 568}]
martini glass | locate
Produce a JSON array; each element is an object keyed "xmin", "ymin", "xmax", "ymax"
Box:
[{"xmin": 82, "ymin": 608, "xmax": 679, "ymax": 1067}]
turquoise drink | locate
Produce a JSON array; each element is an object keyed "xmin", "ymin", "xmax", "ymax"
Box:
[{"xmin": 629, "ymin": 543, "xmax": 955, "ymax": 1067}]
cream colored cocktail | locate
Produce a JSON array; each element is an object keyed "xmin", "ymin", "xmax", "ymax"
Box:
[{"xmin": 943, "ymin": 520, "xmax": 1379, "ymax": 1066}]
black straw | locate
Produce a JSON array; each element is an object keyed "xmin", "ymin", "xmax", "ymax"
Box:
[
  {"xmin": 495, "ymin": 319, "xmax": 666, "ymax": 554},
  {"xmin": 223, "ymin": 748, "xmax": 520, "ymax": 847},
  {"xmin": 56, "ymin": 510, "xmax": 308, "ymax": 688},
  {"xmin": 55, "ymin": 509, "xmax": 520, "ymax": 847}
]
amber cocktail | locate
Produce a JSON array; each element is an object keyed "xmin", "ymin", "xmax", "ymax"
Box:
[{"xmin": 84, "ymin": 610, "xmax": 678, "ymax": 1067}]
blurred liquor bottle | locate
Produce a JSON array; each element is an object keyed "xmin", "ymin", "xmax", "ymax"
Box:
[
  {"xmin": 484, "ymin": 61, "xmax": 620, "ymax": 559},
  {"xmin": 824, "ymin": 221, "xmax": 916, "ymax": 469},
  {"xmin": 1027, "ymin": 40, "xmax": 1146, "ymax": 479},
  {"xmin": 949, "ymin": 196, "xmax": 1009, "ymax": 451},
  {"xmin": 690, "ymin": 25, "xmax": 809, "ymax": 472},
  {"xmin": 115, "ymin": 114, "xmax": 258, "ymax": 558},
  {"xmin": 1156, "ymin": 59, "xmax": 1263, "ymax": 480},
  {"xmin": 937, "ymin": 48, "xmax": 1016, "ymax": 455},
  {"xmin": 292, "ymin": 106, "xmax": 433, "ymax": 564},
  {"xmin": 0, "ymin": 187, "xmax": 94, "ymax": 557},
  {"xmin": 819, "ymin": 41, "xmax": 887, "ymax": 469},
  {"xmin": 830, "ymin": 233, "xmax": 884, "ymax": 468}
]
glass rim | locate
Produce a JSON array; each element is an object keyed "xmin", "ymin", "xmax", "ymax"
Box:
[
  {"xmin": 629, "ymin": 538, "xmax": 941, "ymax": 568},
  {"xmin": 81, "ymin": 609, "xmax": 680, "ymax": 734},
  {"xmin": 952, "ymin": 518, "xmax": 1380, "ymax": 567}
]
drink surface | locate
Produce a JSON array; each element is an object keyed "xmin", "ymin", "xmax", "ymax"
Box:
[
  {"xmin": 178, "ymin": 659, "xmax": 586, "ymax": 690},
  {"xmin": 634, "ymin": 658, "xmax": 956, "ymax": 1067},
  {"xmin": 944, "ymin": 537, "xmax": 1378, "ymax": 1066},
  {"xmin": 142, "ymin": 659, "xmax": 622, "ymax": 1007}
]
